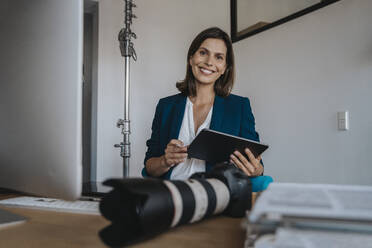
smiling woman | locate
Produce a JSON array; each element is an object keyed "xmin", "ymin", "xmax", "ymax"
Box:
[{"xmin": 142, "ymin": 27, "xmax": 264, "ymax": 180}]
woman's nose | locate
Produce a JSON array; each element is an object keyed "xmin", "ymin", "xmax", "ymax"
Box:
[{"xmin": 205, "ymin": 55, "xmax": 214, "ymax": 66}]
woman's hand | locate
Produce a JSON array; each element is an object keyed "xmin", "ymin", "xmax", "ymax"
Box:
[
  {"xmin": 163, "ymin": 139, "xmax": 188, "ymax": 168},
  {"xmin": 230, "ymin": 148, "xmax": 263, "ymax": 176}
]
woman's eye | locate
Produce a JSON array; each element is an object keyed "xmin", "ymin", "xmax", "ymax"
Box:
[
  {"xmin": 216, "ymin": 56, "xmax": 224, "ymax": 60},
  {"xmin": 199, "ymin": 50, "xmax": 206, "ymax": 55}
]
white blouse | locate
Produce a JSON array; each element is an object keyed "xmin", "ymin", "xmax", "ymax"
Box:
[{"xmin": 170, "ymin": 97, "xmax": 213, "ymax": 180}]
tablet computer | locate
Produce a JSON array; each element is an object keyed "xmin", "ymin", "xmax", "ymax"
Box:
[{"xmin": 188, "ymin": 128, "xmax": 269, "ymax": 163}]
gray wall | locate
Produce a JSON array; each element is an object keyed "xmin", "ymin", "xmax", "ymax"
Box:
[
  {"xmin": 233, "ymin": 0, "xmax": 372, "ymax": 185},
  {"xmin": 94, "ymin": 0, "xmax": 372, "ymax": 185}
]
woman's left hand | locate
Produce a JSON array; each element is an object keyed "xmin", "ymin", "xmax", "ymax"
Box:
[{"xmin": 230, "ymin": 148, "xmax": 263, "ymax": 176}]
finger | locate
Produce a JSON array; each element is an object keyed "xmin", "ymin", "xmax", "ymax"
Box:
[
  {"xmin": 169, "ymin": 139, "xmax": 184, "ymax": 147},
  {"xmin": 255, "ymin": 163, "xmax": 264, "ymax": 176},
  {"xmin": 251, "ymin": 163, "xmax": 263, "ymax": 176},
  {"xmin": 231, "ymin": 158, "xmax": 251, "ymax": 176},
  {"xmin": 175, "ymin": 146, "xmax": 188, "ymax": 153},
  {"xmin": 254, "ymin": 157, "xmax": 263, "ymax": 171},
  {"xmin": 166, "ymin": 151, "xmax": 187, "ymax": 161},
  {"xmin": 233, "ymin": 150, "xmax": 249, "ymax": 166},
  {"xmin": 169, "ymin": 152, "xmax": 188, "ymax": 160},
  {"xmin": 230, "ymin": 155, "xmax": 248, "ymax": 174},
  {"xmin": 234, "ymin": 150, "xmax": 255, "ymax": 174},
  {"xmin": 230, "ymin": 154, "xmax": 251, "ymax": 176},
  {"xmin": 165, "ymin": 146, "xmax": 177, "ymax": 155},
  {"xmin": 168, "ymin": 142, "xmax": 187, "ymax": 154},
  {"xmin": 245, "ymin": 148, "xmax": 259, "ymax": 169},
  {"xmin": 167, "ymin": 145, "xmax": 184, "ymax": 154}
]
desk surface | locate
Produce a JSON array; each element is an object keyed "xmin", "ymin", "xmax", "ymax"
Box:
[{"xmin": 0, "ymin": 194, "xmax": 246, "ymax": 248}]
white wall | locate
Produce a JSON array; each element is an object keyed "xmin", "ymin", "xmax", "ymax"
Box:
[
  {"xmin": 95, "ymin": 0, "xmax": 229, "ymax": 181},
  {"xmin": 233, "ymin": 0, "xmax": 372, "ymax": 185}
]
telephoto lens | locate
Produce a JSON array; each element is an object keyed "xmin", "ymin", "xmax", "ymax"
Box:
[{"xmin": 99, "ymin": 162, "xmax": 252, "ymax": 247}]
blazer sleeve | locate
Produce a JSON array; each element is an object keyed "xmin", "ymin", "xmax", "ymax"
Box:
[
  {"xmin": 142, "ymin": 100, "xmax": 163, "ymax": 177},
  {"xmin": 240, "ymin": 97, "xmax": 264, "ymax": 171},
  {"xmin": 239, "ymin": 97, "xmax": 260, "ymax": 142}
]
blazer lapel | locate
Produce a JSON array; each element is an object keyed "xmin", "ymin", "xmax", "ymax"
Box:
[
  {"xmin": 210, "ymin": 95, "xmax": 224, "ymax": 132},
  {"xmin": 169, "ymin": 94, "xmax": 187, "ymax": 140}
]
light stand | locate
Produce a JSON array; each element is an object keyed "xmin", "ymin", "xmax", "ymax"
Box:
[{"xmin": 114, "ymin": 0, "xmax": 137, "ymax": 177}]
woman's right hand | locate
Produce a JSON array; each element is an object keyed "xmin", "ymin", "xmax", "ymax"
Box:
[{"xmin": 163, "ymin": 139, "xmax": 188, "ymax": 168}]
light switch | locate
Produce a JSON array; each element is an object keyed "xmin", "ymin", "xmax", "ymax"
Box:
[{"xmin": 338, "ymin": 111, "xmax": 349, "ymax": 131}]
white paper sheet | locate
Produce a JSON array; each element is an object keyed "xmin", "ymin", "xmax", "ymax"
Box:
[
  {"xmin": 249, "ymin": 183, "xmax": 372, "ymax": 223},
  {"xmin": 254, "ymin": 228, "xmax": 372, "ymax": 248}
]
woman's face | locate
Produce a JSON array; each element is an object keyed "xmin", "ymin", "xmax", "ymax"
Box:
[{"xmin": 189, "ymin": 38, "xmax": 227, "ymax": 86}]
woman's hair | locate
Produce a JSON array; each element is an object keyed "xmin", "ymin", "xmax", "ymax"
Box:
[{"xmin": 176, "ymin": 27, "xmax": 235, "ymax": 97}]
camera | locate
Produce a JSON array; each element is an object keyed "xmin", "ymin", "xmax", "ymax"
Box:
[{"xmin": 99, "ymin": 162, "xmax": 253, "ymax": 247}]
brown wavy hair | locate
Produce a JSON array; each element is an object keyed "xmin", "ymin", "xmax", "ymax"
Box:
[{"xmin": 176, "ymin": 27, "xmax": 235, "ymax": 97}]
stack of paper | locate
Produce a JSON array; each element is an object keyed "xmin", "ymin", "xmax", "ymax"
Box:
[
  {"xmin": 244, "ymin": 183, "xmax": 372, "ymax": 248},
  {"xmin": 254, "ymin": 228, "xmax": 372, "ymax": 248}
]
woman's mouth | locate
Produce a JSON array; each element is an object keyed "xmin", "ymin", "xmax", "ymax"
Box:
[{"xmin": 199, "ymin": 67, "xmax": 214, "ymax": 75}]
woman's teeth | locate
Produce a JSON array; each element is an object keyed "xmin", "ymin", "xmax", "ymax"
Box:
[{"xmin": 200, "ymin": 68, "xmax": 213, "ymax": 74}]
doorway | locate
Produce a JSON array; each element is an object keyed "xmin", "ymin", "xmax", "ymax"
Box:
[{"xmin": 83, "ymin": 0, "xmax": 99, "ymax": 193}]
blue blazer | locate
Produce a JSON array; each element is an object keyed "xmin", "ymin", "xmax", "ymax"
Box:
[{"xmin": 142, "ymin": 93, "xmax": 261, "ymax": 179}]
